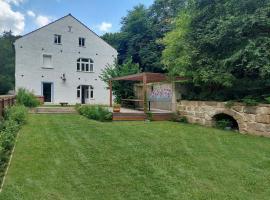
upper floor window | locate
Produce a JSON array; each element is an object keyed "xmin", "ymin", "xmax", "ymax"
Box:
[
  {"xmin": 54, "ymin": 34, "xmax": 61, "ymax": 44},
  {"xmin": 79, "ymin": 37, "xmax": 85, "ymax": 47},
  {"xmin": 43, "ymin": 54, "xmax": 53, "ymax": 68},
  {"xmin": 77, "ymin": 58, "xmax": 94, "ymax": 72}
]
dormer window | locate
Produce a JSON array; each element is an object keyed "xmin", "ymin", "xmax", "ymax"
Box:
[
  {"xmin": 79, "ymin": 37, "xmax": 85, "ymax": 47},
  {"xmin": 54, "ymin": 34, "xmax": 61, "ymax": 44}
]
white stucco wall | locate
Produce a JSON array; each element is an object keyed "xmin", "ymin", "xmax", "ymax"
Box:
[{"xmin": 15, "ymin": 14, "xmax": 117, "ymax": 105}]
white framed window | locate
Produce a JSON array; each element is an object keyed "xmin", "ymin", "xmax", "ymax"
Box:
[
  {"xmin": 77, "ymin": 86, "xmax": 81, "ymax": 98},
  {"xmin": 79, "ymin": 37, "xmax": 85, "ymax": 47},
  {"xmin": 77, "ymin": 58, "xmax": 94, "ymax": 72},
  {"xmin": 89, "ymin": 85, "xmax": 94, "ymax": 99},
  {"xmin": 54, "ymin": 34, "xmax": 61, "ymax": 44},
  {"xmin": 43, "ymin": 54, "xmax": 53, "ymax": 68},
  {"xmin": 76, "ymin": 85, "xmax": 94, "ymax": 99}
]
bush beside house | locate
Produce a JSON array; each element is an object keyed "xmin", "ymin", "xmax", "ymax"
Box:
[
  {"xmin": 0, "ymin": 105, "xmax": 28, "ymax": 184},
  {"xmin": 16, "ymin": 88, "xmax": 40, "ymax": 108},
  {"xmin": 77, "ymin": 105, "xmax": 112, "ymax": 122}
]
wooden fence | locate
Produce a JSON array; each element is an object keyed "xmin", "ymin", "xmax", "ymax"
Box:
[{"xmin": 0, "ymin": 95, "xmax": 16, "ymax": 118}]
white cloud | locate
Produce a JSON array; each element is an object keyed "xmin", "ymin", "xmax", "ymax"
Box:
[
  {"xmin": 0, "ymin": 0, "xmax": 25, "ymax": 35},
  {"xmin": 35, "ymin": 15, "xmax": 52, "ymax": 27},
  {"xmin": 97, "ymin": 22, "xmax": 112, "ymax": 32},
  {"xmin": 27, "ymin": 10, "xmax": 36, "ymax": 18},
  {"xmin": 5, "ymin": 0, "xmax": 24, "ymax": 6}
]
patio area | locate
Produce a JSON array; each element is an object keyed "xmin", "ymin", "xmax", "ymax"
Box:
[
  {"xmin": 108, "ymin": 72, "xmax": 186, "ymax": 121},
  {"xmin": 111, "ymin": 107, "xmax": 174, "ymax": 121},
  {"xmin": 111, "ymin": 107, "xmax": 173, "ymax": 114}
]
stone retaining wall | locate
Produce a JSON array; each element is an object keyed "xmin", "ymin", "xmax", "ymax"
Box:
[{"xmin": 177, "ymin": 101, "xmax": 270, "ymax": 137}]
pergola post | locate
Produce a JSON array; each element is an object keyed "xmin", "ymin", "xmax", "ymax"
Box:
[
  {"xmin": 109, "ymin": 80, "xmax": 112, "ymax": 107},
  {"xmin": 143, "ymin": 73, "xmax": 147, "ymax": 113}
]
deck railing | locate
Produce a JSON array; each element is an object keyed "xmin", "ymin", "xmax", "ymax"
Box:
[{"xmin": 0, "ymin": 95, "xmax": 16, "ymax": 118}]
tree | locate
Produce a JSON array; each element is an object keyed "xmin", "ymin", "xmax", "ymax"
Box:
[
  {"xmin": 101, "ymin": 32, "xmax": 128, "ymax": 65},
  {"xmin": 161, "ymin": 10, "xmax": 193, "ymax": 77},
  {"xmin": 188, "ymin": 0, "xmax": 270, "ymax": 87},
  {"xmin": 148, "ymin": 0, "xmax": 188, "ymax": 37},
  {"xmin": 0, "ymin": 31, "xmax": 19, "ymax": 94},
  {"xmin": 102, "ymin": 1, "xmax": 188, "ymax": 73},
  {"xmin": 99, "ymin": 59, "xmax": 141, "ymax": 103},
  {"xmin": 120, "ymin": 4, "xmax": 159, "ymax": 71},
  {"xmin": 162, "ymin": 0, "xmax": 270, "ymax": 101}
]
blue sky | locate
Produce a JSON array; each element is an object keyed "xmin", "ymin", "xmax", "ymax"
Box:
[{"xmin": 0, "ymin": 0, "xmax": 154, "ymax": 36}]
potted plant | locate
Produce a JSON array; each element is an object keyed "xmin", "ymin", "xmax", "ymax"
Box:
[{"xmin": 113, "ymin": 103, "xmax": 121, "ymax": 113}]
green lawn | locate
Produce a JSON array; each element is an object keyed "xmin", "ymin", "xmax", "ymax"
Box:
[{"xmin": 1, "ymin": 114, "xmax": 270, "ymax": 200}]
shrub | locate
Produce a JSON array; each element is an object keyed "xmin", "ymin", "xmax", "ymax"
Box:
[
  {"xmin": 113, "ymin": 103, "xmax": 120, "ymax": 108},
  {"xmin": 4, "ymin": 105, "xmax": 28, "ymax": 125},
  {"xmin": 0, "ymin": 119, "xmax": 19, "ymax": 183},
  {"xmin": 0, "ymin": 105, "xmax": 28, "ymax": 184},
  {"xmin": 0, "ymin": 120, "xmax": 4, "ymax": 131},
  {"xmin": 225, "ymin": 100, "xmax": 235, "ymax": 108},
  {"xmin": 265, "ymin": 97, "xmax": 270, "ymax": 104},
  {"xmin": 242, "ymin": 97, "xmax": 259, "ymax": 106},
  {"xmin": 0, "ymin": 120, "xmax": 19, "ymax": 151},
  {"xmin": 146, "ymin": 112, "xmax": 153, "ymax": 121},
  {"xmin": 171, "ymin": 114, "xmax": 188, "ymax": 123},
  {"xmin": 215, "ymin": 119, "xmax": 232, "ymax": 130},
  {"xmin": 77, "ymin": 105, "xmax": 112, "ymax": 122},
  {"xmin": 16, "ymin": 88, "xmax": 40, "ymax": 108}
]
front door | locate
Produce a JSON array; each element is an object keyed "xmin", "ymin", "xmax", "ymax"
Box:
[{"xmin": 42, "ymin": 83, "xmax": 53, "ymax": 102}]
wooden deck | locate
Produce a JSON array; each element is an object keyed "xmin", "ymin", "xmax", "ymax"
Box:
[{"xmin": 112, "ymin": 108, "xmax": 173, "ymax": 121}]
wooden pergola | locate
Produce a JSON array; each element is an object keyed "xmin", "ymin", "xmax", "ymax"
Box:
[{"xmin": 109, "ymin": 72, "xmax": 186, "ymax": 113}]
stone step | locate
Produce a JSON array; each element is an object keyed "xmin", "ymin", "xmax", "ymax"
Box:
[{"xmin": 31, "ymin": 107, "xmax": 77, "ymax": 114}]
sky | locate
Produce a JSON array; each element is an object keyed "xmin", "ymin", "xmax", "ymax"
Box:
[{"xmin": 0, "ymin": 0, "xmax": 154, "ymax": 36}]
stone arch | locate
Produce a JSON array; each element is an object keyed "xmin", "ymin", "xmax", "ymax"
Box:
[{"xmin": 210, "ymin": 109, "xmax": 244, "ymax": 132}]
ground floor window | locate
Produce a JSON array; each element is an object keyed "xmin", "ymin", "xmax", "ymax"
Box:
[
  {"xmin": 77, "ymin": 86, "xmax": 81, "ymax": 98},
  {"xmin": 90, "ymin": 85, "xmax": 94, "ymax": 99}
]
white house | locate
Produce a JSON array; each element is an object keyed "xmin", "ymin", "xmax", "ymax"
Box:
[{"xmin": 15, "ymin": 14, "xmax": 117, "ymax": 105}]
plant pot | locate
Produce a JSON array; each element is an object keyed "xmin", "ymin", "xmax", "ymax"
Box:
[{"xmin": 113, "ymin": 107, "xmax": 120, "ymax": 113}]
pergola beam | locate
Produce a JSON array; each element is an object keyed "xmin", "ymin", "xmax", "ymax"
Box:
[
  {"xmin": 109, "ymin": 80, "xmax": 112, "ymax": 107},
  {"xmin": 143, "ymin": 73, "xmax": 147, "ymax": 113}
]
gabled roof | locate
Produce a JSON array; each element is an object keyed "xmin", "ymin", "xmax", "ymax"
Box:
[{"xmin": 15, "ymin": 14, "xmax": 117, "ymax": 51}]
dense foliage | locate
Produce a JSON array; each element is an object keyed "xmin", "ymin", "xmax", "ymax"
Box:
[
  {"xmin": 0, "ymin": 32, "xmax": 20, "ymax": 95},
  {"xmin": 0, "ymin": 105, "xmax": 27, "ymax": 183},
  {"xmin": 162, "ymin": 0, "xmax": 270, "ymax": 101},
  {"xmin": 16, "ymin": 88, "xmax": 40, "ymax": 108},
  {"xmin": 77, "ymin": 105, "xmax": 112, "ymax": 122},
  {"xmin": 103, "ymin": 0, "xmax": 270, "ymax": 102},
  {"xmin": 102, "ymin": 0, "xmax": 186, "ymax": 72},
  {"xmin": 101, "ymin": 1, "xmax": 186, "ymax": 102},
  {"xmin": 4, "ymin": 105, "xmax": 28, "ymax": 125},
  {"xmin": 99, "ymin": 59, "xmax": 140, "ymax": 103}
]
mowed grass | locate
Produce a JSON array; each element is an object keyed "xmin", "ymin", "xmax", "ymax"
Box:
[{"xmin": 1, "ymin": 114, "xmax": 270, "ymax": 200}]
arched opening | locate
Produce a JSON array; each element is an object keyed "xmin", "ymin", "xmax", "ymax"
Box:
[{"xmin": 213, "ymin": 113, "xmax": 239, "ymax": 131}]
